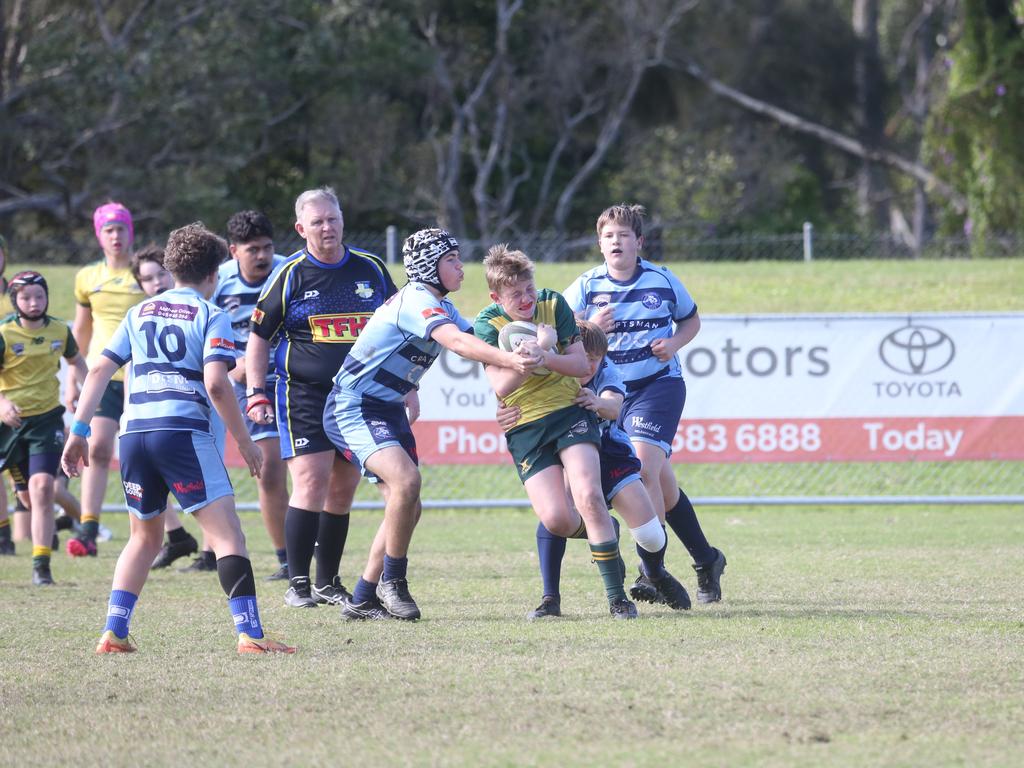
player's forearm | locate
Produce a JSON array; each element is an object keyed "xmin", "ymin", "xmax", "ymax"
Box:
[
  {"xmin": 245, "ymin": 334, "xmax": 270, "ymax": 389},
  {"xmin": 485, "ymin": 365, "xmax": 531, "ymax": 399},
  {"xmin": 540, "ymin": 346, "xmax": 590, "ymax": 377},
  {"xmin": 671, "ymin": 313, "xmax": 701, "ymax": 350},
  {"xmin": 595, "ymin": 393, "xmax": 623, "ymax": 422},
  {"xmin": 72, "ymin": 307, "xmax": 93, "ymax": 355},
  {"xmin": 207, "ymin": 371, "xmax": 251, "ymax": 446}
]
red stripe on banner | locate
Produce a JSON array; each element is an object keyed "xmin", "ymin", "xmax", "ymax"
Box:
[{"xmin": 221, "ymin": 416, "xmax": 1024, "ymax": 467}]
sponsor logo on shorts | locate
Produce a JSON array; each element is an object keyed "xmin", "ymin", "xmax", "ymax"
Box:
[
  {"xmin": 630, "ymin": 416, "xmax": 662, "ymax": 434},
  {"xmin": 303, "ymin": 290, "xmax": 320, "ymax": 300},
  {"xmin": 294, "ymin": 437, "xmax": 310, "ymax": 448},
  {"xmin": 355, "ymin": 281, "xmax": 375, "ymax": 299},
  {"xmin": 251, "ymin": 308, "xmax": 266, "ymax": 324},
  {"xmin": 123, "ymin": 481, "xmax": 143, "ymax": 500},
  {"xmin": 641, "ymin": 292, "xmax": 662, "ymax": 309},
  {"xmin": 172, "ymin": 480, "xmax": 205, "ymax": 495},
  {"xmin": 308, "ymin": 313, "xmax": 372, "ymax": 343},
  {"xmin": 609, "ymin": 465, "xmax": 632, "ymax": 480},
  {"xmin": 518, "ymin": 457, "xmax": 533, "ymax": 475},
  {"xmin": 570, "ymin": 419, "xmax": 590, "ymax": 435}
]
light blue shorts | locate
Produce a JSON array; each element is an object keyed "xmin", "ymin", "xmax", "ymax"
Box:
[{"xmin": 323, "ymin": 387, "xmax": 417, "ymax": 479}]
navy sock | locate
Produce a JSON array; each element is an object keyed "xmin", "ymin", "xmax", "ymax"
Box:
[
  {"xmin": 314, "ymin": 512, "xmax": 350, "ymax": 588},
  {"xmin": 382, "ymin": 554, "xmax": 408, "ymax": 582},
  {"xmin": 664, "ymin": 488, "xmax": 714, "ymax": 565},
  {"xmin": 104, "ymin": 589, "xmax": 138, "ymax": 639},
  {"xmin": 536, "ymin": 522, "xmax": 566, "ymax": 599},
  {"xmin": 352, "ymin": 577, "xmax": 377, "ymax": 604},
  {"xmin": 284, "ymin": 506, "xmax": 319, "ymax": 580},
  {"xmin": 636, "ymin": 525, "xmax": 669, "ymax": 578},
  {"xmin": 275, "ymin": 547, "xmax": 288, "ymax": 567}
]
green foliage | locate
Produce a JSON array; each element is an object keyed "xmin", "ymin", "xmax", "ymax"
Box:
[{"xmin": 925, "ymin": 1, "xmax": 1024, "ymax": 250}]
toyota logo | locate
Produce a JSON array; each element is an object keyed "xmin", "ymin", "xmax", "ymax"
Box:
[{"xmin": 879, "ymin": 323, "xmax": 955, "ymax": 375}]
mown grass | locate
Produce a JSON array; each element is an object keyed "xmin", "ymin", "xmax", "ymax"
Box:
[
  {"xmin": 14, "ymin": 257, "xmax": 1024, "ymax": 326},
  {"xmin": 2, "ymin": 507, "xmax": 1022, "ymax": 767}
]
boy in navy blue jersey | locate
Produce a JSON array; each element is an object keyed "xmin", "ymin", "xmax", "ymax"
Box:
[
  {"xmin": 563, "ymin": 204, "xmax": 726, "ymax": 604},
  {"xmin": 62, "ymin": 222, "xmax": 295, "ymax": 655}
]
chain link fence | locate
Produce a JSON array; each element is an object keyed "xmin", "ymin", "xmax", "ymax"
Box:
[{"xmin": 20, "ymin": 227, "xmax": 1024, "ymax": 265}]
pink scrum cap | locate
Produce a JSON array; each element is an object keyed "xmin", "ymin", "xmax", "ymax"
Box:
[{"xmin": 93, "ymin": 202, "xmax": 134, "ymax": 244}]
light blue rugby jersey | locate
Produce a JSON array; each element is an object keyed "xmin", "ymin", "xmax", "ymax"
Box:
[
  {"xmin": 102, "ymin": 286, "xmax": 237, "ymax": 434},
  {"xmin": 583, "ymin": 358, "xmax": 631, "ymax": 442},
  {"xmin": 334, "ymin": 283, "xmax": 472, "ymax": 402},
  {"xmin": 213, "ymin": 255, "xmax": 286, "ymax": 381},
  {"xmin": 562, "ymin": 258, "xmax": 697, "ymax": 388}
]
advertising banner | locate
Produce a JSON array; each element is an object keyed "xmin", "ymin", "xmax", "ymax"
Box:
[{"xmin": 404, "ymin": 313, "xmax": 1024, "ymax": 465}]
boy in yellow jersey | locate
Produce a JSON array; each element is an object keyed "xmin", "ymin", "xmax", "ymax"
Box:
[
  {"xmin": 65, "ymin": 203, "xmax": 144, "ymax": 556},
  {"xmin": 474, "ymin": 245, "xmax": 636, "ymax": 619},
  {"xmin": 0, "ymin": 272, "xmax": 87, "ymax": 584}
]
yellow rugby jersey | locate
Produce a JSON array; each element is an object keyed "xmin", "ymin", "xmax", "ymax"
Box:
[
  {"xmin": 0, "ymin": 314, "xmax": 78, "ymax": 416},
  {"xmin": 74, "ymin": 260, "xmax": 142, "ymax": 382},
  {"xmin": 474, "ymin": 288, "xmax": 582, "ymax": 428}
]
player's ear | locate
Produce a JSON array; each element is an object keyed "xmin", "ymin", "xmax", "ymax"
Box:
[
  {"xmin": 489, "ymin": 290, "xmax": 499, "ymax": 302},
  {"xmin": 636, "ymin": 235, "xmax": 644, "ymax": 250},
  {"xmin": 229, "ymin": 243, "xmax": 238, "ymax": 259},
  {"xmin": 294, "ymin": 220, "xmax": 305, "ymax": 238}
]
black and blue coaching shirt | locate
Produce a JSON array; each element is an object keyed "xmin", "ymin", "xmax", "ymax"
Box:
[{"xmin": 250, "ymin": 247, "xmax": 398, "ymax": 388}]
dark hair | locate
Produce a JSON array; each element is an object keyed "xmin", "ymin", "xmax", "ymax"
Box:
[
  {"xmin": 226, "ymin": 210, "xmax": 274, "ymax": 244},
  {"xmin": 130, "ymin": 243, "xmax": 166, "ymax": 287},
  {"xmin": 164, "ymin": 223, "xmax": 228, "ymax": 285}
]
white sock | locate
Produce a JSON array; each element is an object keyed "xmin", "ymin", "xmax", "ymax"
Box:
[{"xmin": 629, "ymin": 517, "xmax": 666, "ymax": 553}]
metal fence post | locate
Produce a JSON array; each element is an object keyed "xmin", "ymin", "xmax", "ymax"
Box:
[
  {"xmin": 386, "ymin": 225, "xmax": 398, "ymax": 265},
  {"xmin": 803, "ymin": 222, "xmax": 814, "ymax": 262}
]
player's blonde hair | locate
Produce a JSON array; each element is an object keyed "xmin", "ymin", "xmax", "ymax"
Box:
[
  {"xmin": 483, "ymin": 244, "xmax": 534, "ymax": 292},
  {"xmin": 577, "ymin": 320, "xmax": 608, "ymax": 358},
  {"xmin": 596, "ymin": 203, "xmax": 646, "ymax": 238}
]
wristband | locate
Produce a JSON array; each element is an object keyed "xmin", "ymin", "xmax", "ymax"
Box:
[
  {"xmin": 245, "ymin": 397, "xmax": 271, "ymax": 414},
  {"xmin": 245, "ymin": 385, "xmax": 266, "ymax": 398},
  {"xmin": 70, "ymin": 419, "xmax": 92, "ymax": 438}
]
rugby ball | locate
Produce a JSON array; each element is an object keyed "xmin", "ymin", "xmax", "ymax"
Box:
[{"xmin": 498, "ymin": 320, "xmax": 550, "ymax": 375}]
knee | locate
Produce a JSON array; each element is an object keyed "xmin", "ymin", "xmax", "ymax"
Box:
[
  {"xmin": 573, "ymin": 487, "xmax": 606, "ymax": 519},
  {"xmin": 390, "ymin": 471, "xmax": 421, "ymax": 502},
  {"xmin": 88, "ymin": 441, "xmax": 114, "ymax": 466}
]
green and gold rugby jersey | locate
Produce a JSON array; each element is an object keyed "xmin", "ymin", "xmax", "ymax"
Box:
[
  {"xmin": 474, "ymin": 288, "xmax": 582, "ymax": 428},
  {"xmin": 0, "ymin": 314, "xmax": 78, "ymax": 416}
]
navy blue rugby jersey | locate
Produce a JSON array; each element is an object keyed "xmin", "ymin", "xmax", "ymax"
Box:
[{"xmin": 250, "ymin": 247, "xmax": 397, "ymax": 387}]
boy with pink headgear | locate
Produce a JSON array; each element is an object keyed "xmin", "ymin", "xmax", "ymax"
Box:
[{"xmin": 65, "ymin": 202, "xmax": 144, "ymax": 556}]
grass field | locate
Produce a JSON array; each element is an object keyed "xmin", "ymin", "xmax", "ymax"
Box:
[
  {"xmin": 11, "ymin": 257, "xmax": 1024, "ymax": 325},
  {"xmin": 2, "ymin": 257, "xmax": 1021, "ymax": 766},
  {"xmin": 1, "ymin": 507, "xmax": 1022, "ymax": 767}
]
